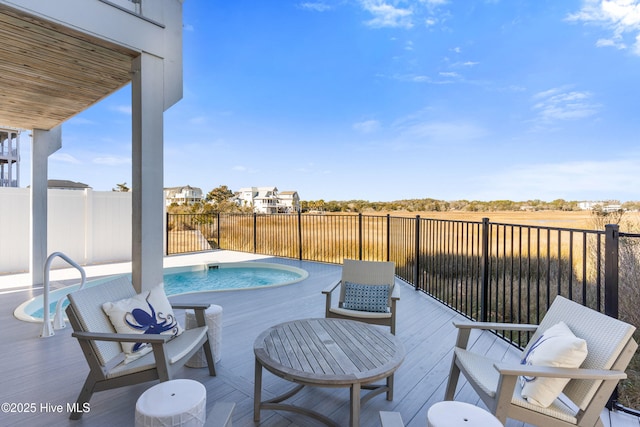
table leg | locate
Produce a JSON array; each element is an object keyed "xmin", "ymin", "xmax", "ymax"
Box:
[
  {"xmin": 386, "ymin": 373, "xmax": 394, "ymax": 401},
  {"xmin": 254, "ymin": 359, "xmax": 262, "ymax": 422},
  {"xmin": 350, "ymin": 383, "xmax": 361, "ymax": 427}
]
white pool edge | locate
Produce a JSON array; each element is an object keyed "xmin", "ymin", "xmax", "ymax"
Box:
[{"xmin": 14, "ymin": 262, "xmax": 309, "ymax": 324}]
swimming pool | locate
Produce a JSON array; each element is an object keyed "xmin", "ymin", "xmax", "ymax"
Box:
[{"xmin": 15, "ymin": 262, "xmax": 308, "ymax": 323}]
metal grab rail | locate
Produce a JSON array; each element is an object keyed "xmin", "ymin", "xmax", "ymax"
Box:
[{"xmin": 41, "ymin": 252, "xmax": 86, "ymax": 338}]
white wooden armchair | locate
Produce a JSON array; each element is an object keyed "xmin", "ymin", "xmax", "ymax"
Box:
[
  {"xmin": 65, "ymin": 276, "xmax": 217, "ymax": 420},
  {"xmin": 444, "ymin": 295, "xmax": 637, "ymax": 427},
  {"xmin": 322, "ymin": 259, "xmax": 399, "ymax": 334}
]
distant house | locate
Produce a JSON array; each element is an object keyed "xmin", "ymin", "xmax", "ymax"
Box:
[
  {"xmin": 578, "ymin": 201, "xmax": 622, "ymax": 212},
  {"xmin": 578, "ymin": 201, "xmax": 602, "ymax": 210},
  {"xmin": 48, "ymin": 179, "xmax": 91, "ymax": 190},
  {"xmin": 279, "ymin": 191, "xmax": 301, "ymax": 213},
  {"xmin": 164, "ymin": 185, "xmax": 203, "ymax": 206},
  {"xmin": 0, "ymin": 128, "xmax": 20, "ymax": 187},
  {"xmin": 235, "ymin": 186, "xmax": 300, "ymax": 213}
]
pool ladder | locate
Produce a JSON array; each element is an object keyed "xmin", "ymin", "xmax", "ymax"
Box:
[{"xmin": 41, "ymin": 252, "xmax": 86, "ymax": 338}]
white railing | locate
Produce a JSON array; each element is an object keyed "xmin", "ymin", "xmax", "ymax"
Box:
[{"xmin": 41, "ymin": 252, "xmax": 86, "ymax": 338}]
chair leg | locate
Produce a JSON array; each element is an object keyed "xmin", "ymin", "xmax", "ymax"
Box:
[
  {"xmin": 203, "ymin": 338, "xmax": 216, "ymax": 376},
  {"xmin": 444, "ymin": 357, "xmax": 460, "ymax": 400},
  {"xmin": 69, "ymin": 376, "xmax": 96, "ymax": 420}
]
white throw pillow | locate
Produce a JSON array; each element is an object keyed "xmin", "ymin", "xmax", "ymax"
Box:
[
  {"xmin": 102, "ymin": 283, "xmax": 183, "ymax": 363},
  {"xmin": 520, "ymin": 321, "xmax": 588, "ymax": 407}
]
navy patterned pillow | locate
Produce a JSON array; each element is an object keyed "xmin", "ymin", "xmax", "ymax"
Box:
[{"xmin": 342, "ymin": 282, "xmax": 390, "ymax": 313}]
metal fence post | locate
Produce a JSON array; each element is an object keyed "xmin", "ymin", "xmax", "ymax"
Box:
[
  {"xmin": 165, "ymin": 212, "xmax": 169, "ymax": 255},
  {"xmin": 386, "ymin": 214, "xmax": 390, "ymax": 262},
  {"xmin": 415, "ymin": 215, "xmax": 420, "ymax": 290},
  {"xmin": 253, "ymin": 212, "xmax": 257, "ymax": 254},
  {"xmin": 604, "ymin": 224, "xmax": 619, "ymax": 319},
  {"xmin": 358, "ymin": 213, "xmax": 363, "ymax": 260},
  {"xmin": 298, "ymin": 210, "xmax": 303, "ymax": 260},
  {"xmin": 604, "ymin": 223, "xmax": 620, "ymax": 411},
  {"xmin": 480, "ymin": 217, "xmax": 490, "ymax": 322},
  {"xmin": 216, "ymin": 212, "xmax": 220, "ymax": 249}
]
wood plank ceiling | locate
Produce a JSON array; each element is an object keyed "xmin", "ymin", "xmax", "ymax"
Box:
[{"xmin": 0, "ymin": 4, "xmax": 139, "ymax": 130}]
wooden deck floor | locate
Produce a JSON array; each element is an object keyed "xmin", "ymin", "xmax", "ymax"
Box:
[{"xmin": 1, "ymin": 256, "xmax": 638, "ymax": 427}]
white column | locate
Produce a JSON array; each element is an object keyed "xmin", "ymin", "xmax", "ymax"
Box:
[
  {"xmin": 30, "ymin": 126, "xmax": 62, "ymax": 286},
  {"xmin": 15, "ymin": 131, "xmax": 20, "ymax": 187},
  {"xmin": 6, "ymin": 132, "xmax": 12, "ymax": 185},
  {"xmin": 131, "ymin": 52, "xmax": 164, "ymax": 293},
  {"xmin": 83, "ymin": 187, "xmax": 93, "ymax": 265}
]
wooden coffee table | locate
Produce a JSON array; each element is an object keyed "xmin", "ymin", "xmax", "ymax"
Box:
[{"xmin": 253, "ymin": 318, "xmax": 405, "ymax": 426}]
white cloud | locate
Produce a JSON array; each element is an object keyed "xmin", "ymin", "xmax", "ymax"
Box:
[
  {"xmin": 111, "ymin": 105, "xmax": 132, "ymax": 115},
  {"xmin": 298, "ymin": 2, "xmax": 333, "ymax": 12},
  {"xmin": 479, "ymin": 157, "xmax": 640, "ymax": 200},
  {"xmin": 397, "ymin": 119, "xmax": 489, "ymax": 142},
  {"xmin": 232, "ymin": 165, "xmax": 259, "ymax": 174},
  {"xmin": 50, "ymin": 153, "xmax": 81, "ymax": 164},
  {"xmin": 421, "ymin": 0, "xmax": 448, "ymax": 5},
  {"xmin": 412, "ymin": 75, "xmax": 431, "ymax": 82},
  {"xmin": 93, "ymin": 156, "xmax": 131, "ymax": 166},
  {"xmin": 359, "ymin": 0, "xmax": 413, "ymax": 28},
  {"xmin": 353, "ymin": 119, "xmax": 381, "ymax": 133},
  {"xmin": 567, "ymin": 0, "xmax": 640, "ymax": 55},
  {"xmin": 188, "ymin": 116, "xmax": 208, "ymax": 125},
  {"xmin": 531, "ymin": 87, "xmax": 600, "ymax": 124}
]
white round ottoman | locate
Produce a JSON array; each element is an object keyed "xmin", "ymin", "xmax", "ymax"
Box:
[
  {"xmin": 427, "ymin": 401, "xmax": 503, "ymax": 427},
  {"xmin": 185, "ymin": 305, "xmax": 223, "ymax": 367},
  {"xmin": 135, "ymin": 379, "xmax": 206, "ymax": 427}
]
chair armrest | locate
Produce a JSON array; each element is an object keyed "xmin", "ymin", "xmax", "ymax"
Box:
[
  {"xmin": 453, "ymin": 321, "xmax": 538, "ymax": 332},
  {"xmin": 391, "ymin": 283, "xmax": 400, "ymax": 300},
  {"xmin": 72, "ymin": 331, "xmax": 171, "ymax": 344},
  {"xmin": 171, "ymin": 302, "xmax": 211, "ymax": 310},
  {"xmin": 322, "ymin": 279, "xmax": 341, "ymax": 295},
  {"xmin": 494, "ymin": 363, "xmax": 628, "ymax": 381},
  {"xmin": 452, "ymin": 321, "xmax": 538, "ymax": 349},
  {"xmin": 379, "ymin": 411, "xmax": 405, "ymax": 427}
]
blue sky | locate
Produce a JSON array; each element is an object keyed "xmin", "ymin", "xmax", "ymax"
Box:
[{"xmin": 20, "ymin": 0, "xmax": 640, "ymax": 202}]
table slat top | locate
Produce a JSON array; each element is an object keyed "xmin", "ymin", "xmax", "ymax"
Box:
[{"xmin": 254, "ymin": 318, "xmax": 405, "ymax": 386}]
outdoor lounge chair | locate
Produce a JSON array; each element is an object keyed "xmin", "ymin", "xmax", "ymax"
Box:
[
  {"xmin": 322, "ymin": 259, "xmax": 399, "ymax": 334},
  {"xmin": 65, "ymin": 275, "xmax": 217, "ymax": 420},
  {"xmin": 444, "ymin": 295, "xmax": 638, "ymax": 427}
]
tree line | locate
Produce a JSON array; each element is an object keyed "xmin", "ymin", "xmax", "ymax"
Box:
[{"xmin": 162, "ymin": 185, "xmax": 640, "ymax": 214}]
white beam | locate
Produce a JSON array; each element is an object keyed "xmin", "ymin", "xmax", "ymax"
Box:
[
  {"xmin": 131, "ymin": 52, "xmax": 164, "ymax": 293},
  {"xmin": 30, "ymin": 126, "xmax": 62, "ymax": 286}
]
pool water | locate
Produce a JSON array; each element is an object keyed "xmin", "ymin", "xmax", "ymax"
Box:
[
  {"xmin": 21, "ymin": 263, "xmax": 307, "ymax": 322},
  {"xmin": 163, "ymin": 267, "xmax": 304, "ymax": 294}
]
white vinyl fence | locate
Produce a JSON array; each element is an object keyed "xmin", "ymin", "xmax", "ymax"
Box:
[{"xmin": 0, "ymin": 187, "xmax": 132, "ymax": 273}]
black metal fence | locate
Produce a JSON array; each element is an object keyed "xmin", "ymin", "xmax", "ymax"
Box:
[
  {"xmin": 167, "ymin": 211, "xmax": 640, "ymax": 411},
  {"xmin": 166, "ymin": 212, "xmax": 637, "ymax": 324}
]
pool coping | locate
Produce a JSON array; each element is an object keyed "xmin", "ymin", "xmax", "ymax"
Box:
[{"xmin": 14, "ymin": 261, "xmax": 309, "ymax": 324}]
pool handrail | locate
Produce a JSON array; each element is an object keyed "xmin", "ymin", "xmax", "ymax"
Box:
[{"xmin": 41, "ymin": 252, "xmax": 86, "ymax": 338}]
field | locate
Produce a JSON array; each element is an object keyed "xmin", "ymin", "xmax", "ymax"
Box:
[{"xmin": 365, "ymin": 210, "xmax": 640, "ymax": 233}]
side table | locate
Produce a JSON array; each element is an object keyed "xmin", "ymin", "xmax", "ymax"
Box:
[
  {"xmin": 427, "ymin": 401, "xmax": 503, "ymax": 427},
  {"xmin": 135, "ymin": 379, "xmax": 206, "ymax": 427},
  {"xmin": 185, "ymin": 305, "xmax": 223, "ymax": 367}
]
